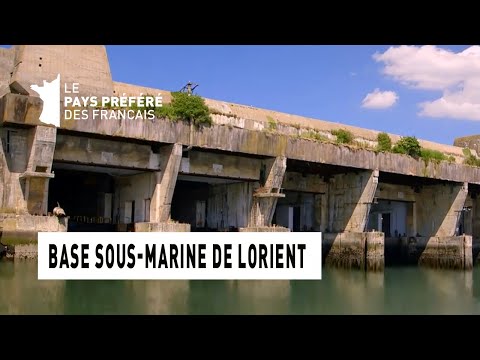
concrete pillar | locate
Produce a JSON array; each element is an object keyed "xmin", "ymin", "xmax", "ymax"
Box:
[
  {"xmin": 313, "ymin": 193, "xmax": 327, "ymax": 232},
  {"xmin": 247, "ymin": 156, "xmax": 287, "ymax": 228},
  {"xmin": 473, "ymin": 195, "xmax": 480, "ymax": 245},
  {"xmin": 406, "ymin": 182, "xmax": 473, "ymax": 270},
  {"xmin": 22, "ymin": 125, "xmax": 56, "ymax": 215},
  {"xmin": 464, "ymin": 196, "xmax": 473, "ymax": 236},
  {"xmin": 149, "ymin": 143, "xmax": 182, "ymax": 223},
  {"xmin": 328, "ymin": 170, "xmax": 379, "ymax": 232},
  {"xmin": 0, "ymin": 125, "xmax": 56, "ymax": 215},
  {"xmin": 406, "ymin": 202, "xmax": 417, "ymax": 236},
  {"xmin": 417, "ymin": 182, "xmax": 468, "ymax": 237}
]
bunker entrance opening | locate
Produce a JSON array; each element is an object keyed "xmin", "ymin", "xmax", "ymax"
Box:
[{"xmin": 48, "ymin": 163, "xmax": 143, "ymax": 232}]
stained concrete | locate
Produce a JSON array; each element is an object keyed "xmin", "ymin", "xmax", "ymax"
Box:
[
  {"xmin": 135, "ymin": 222, "xmax": 190, "ymax": 232},
  {"xmin": 415, "ymin": 235, "xmax": 472, "ymax": 270},
  {"xmin": 416, "ymin": 182, "xmax": 468, "ymax": 238},
  {"xmin": 1, "ymin": 45, "xmax": 480, "ymax": 270},
  {"xmin": 248, "ymin": 157, "xmax": 286, "ymax": 228},
  {"xmin": 328, "ymin": 170, "xmax": 378, "ymax": 233},
  {"xmin": 323, "ymin": 232, "xmax": 384, "ymax": 271}
]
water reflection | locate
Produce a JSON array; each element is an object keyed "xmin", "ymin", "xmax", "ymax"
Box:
[
  {"xmin": 0, "ymin": 260, "xmax": 65, "ymax": 315},
  {"xmin": 1, "ymin": 260, "xmax": 480, "ymax": 314}
]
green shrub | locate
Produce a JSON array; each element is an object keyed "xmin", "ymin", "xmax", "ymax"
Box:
[
  {"xmin": 331, "ymin": 129, "xmax": 353, "ymax": 144},
  {"xmin": 155, "ymin": 92, "xmax": 212, "ymax": 127},
  {"xmin": 301, "ymin": 131, "xmax": 329, "ymax": 142},
  {"xmin": 463, "ymin": 148, "xmax": 480, "ymax": 167},
  {"xmin": 376, "ymin": 132, "xmax": 392, "ymax": 152},
  {"xmin": 392, "ymin": 136, "xmax": 422, "ymax": 158},
  {"xmin": 267, "ymin": 116, "xmax": 277, "ymax": 131},
  {"xmin": 447, "ymin": 155, "xmax": 456, "ymax": 163},
  {"xmin": 420, "ymin": 148, "xmax": 447, "ymax": 164}
]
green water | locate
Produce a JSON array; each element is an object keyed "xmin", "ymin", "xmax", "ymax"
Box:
[{"xmin": 1, "ymin": 259, "xmax": 480, "ymax": 314}]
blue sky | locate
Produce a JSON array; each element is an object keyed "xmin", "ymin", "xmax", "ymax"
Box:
[{"xmin": 2, "ymin": 45, "xmax": 479, "ymax": 145}]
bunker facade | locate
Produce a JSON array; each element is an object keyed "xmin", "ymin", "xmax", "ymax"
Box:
[{"xmin": 1, "ymin": 45, "xmax": 479, "ymax": 270}]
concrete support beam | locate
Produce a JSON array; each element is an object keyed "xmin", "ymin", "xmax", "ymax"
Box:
[
  {"xmin": 328, "ymin": 170, "xmax": 379, "ymax": 233},
  {"xmin": 323, "ymin": 232, "xmax": 384, "ymax": 271},
  {"xmin": 0, "ymin": 125, "xmax": 56, "ymax": 215},
  {"xmin": 150, "ymin": 143, "xmax": 182, "ymax": 223},
  {"xmin": 417, "ymin": 182, "xmax": 468, "ymax": 237},
  {"xmin": 404, "ymin": 235, "xmax": 473, "ymax": 270},
  {"xmin": 22, "ymin": 126, "xmax": 56, "ymax": 215},
  {"xmin": 248, "ymin": 156, "xmax": 287, "ymax": 227}
]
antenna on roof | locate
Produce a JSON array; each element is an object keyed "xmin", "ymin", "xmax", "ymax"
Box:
[{"xmin": 180, "ymin": 81, "xmax": 198, "ymax": 95}]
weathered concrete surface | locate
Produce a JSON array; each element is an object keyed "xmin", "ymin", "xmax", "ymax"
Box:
[
  {"xmin": 2, "ymin": 93, "xmax": 479, "ymax": 185},
  {"xmin": 150, "ymin": 143, "xmax": 182, "ymax": 222},
  {"xmin": 207, "ymin": 182, "xmax": 253, "ymax": 230},
  {"xmin": 0, "ymin": 93, "xmax": 44, "ymax": 125},
  {"xmin": 323, "ymin": 232, "xmax": 384, "ymax": 271},
  {"xmin": 366, "ymin": 232, "xmax": 384, "ymax": 271},
  {"xmin": 180, "ymin": 150, "xmax": 261, "ymax": 181},
  {"xmin": 416, "ymin": 182, "xmax": 468, "ymax": 237},
  {"xmin": 8, "ymin": 244, "xmax": 38, "ymax": 259},
  {"xmin": 287, "ymin": 138, "xmax": 480, "ymax": 184},
  {"xmin": 248, "ymin": 157, "xmax": 286, "ymax": 227},
  {"xmin": 454, "ymin": 135, "xmax": 480, "ymax": 155},
  {"xmin": 282, "ymin": 172, "xmax": 326, "ymax": 193},
  {"xmin": 239, "ymin": 226, "xmax": 290, "ymax": 232},
  {"xmin": 113, "ymin": 145, "xmax": 183, "ymax": 225},
  {"xmin": 54, "ymin": 134, "xmax": 161, "ymax": 170},
  {"xmin": 135, "ymin": 222, "xmax": 190, "ymax": 232},
  {"xmin": 0, "ymin": 125, "xmax": 56, "ymax": 215},
  {"xmin": 328, "ymin": 170, "xmax": 378, "ymax": 233},
  {"xmin": 115, "ymin": 79, "xmax": 467, "ymax": 159},
  {"xmin": 473, "ymin": 196, "xmax": 480, "ymax": 244},
  {"xmin": 0, "ymin": 214, "xmax": 67, "ymax": 233},
  {"xmin": 0, "ymin": 47, "xmax": 14, "ymax": 89},
  {"xmin": 404, "ymin": 235, "xmax": 473, "ymax": 270},
  {"xmin": 376, "ymin": 183, "xmax": 416, "ymax": 202},
  {"xmin": 115, "ymin": 172, "xmax": 155, "ymax": 223},
  {"xmin": 11, "ymin": 45, "xmax": 113, "ymax": 99}
]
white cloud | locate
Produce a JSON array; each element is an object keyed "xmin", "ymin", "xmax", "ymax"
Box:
[
  {"xmin": 373, "ymin": 45, "xmax": 480, "ymax": 121},
  {"xmin": 361, "ymin": 88, "xmax": 398, "ymax": 109}
]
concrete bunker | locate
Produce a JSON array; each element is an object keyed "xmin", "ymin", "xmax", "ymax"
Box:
[
  {"xmin": 171, "ymin": 175, "xmax": 256, "ymax": 232},
  {"xmin": 373, "ymin": 172, "xmax": 472, "ymax": 269},
  {"xmin": 49, "ymin": 162, "xmax": 150, "ymax": 232}
]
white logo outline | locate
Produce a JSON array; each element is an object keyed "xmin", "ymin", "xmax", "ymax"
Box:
[{"xmin": 30, "ymin": 74, "xmax": 61, "ymax": 127}]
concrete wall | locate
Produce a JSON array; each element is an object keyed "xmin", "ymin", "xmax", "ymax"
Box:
[
  {"xmin": 413, "ymin": 235, "xmax": 473, "ymax": 270},
  {"xmin": 328, "ymin": 170, "xmax": 378, "ymax": 233},
  {"xmin": 11, "ymin": 45, "xmax": 113, "ymax": 98},
  {"xmin": 2, "ymin": 93, "xmax": 479, "ymax": 185},
  {"xmin": 54, "ymin": 134, "xmax": 161, "ymax": 170},
  {"xmin": 282, "ymin": 172, "xmax": 326, "ymax": 193},
  {"xmin": 1, "ymin": 213, "xmax": 67, "ymax": 256},
  {"xmin": 135, "ymin": 222, "xmax": 190, "ymax": 232},
  {"xmin": 114, "ymin": 172, "xmax": 155, "ymax": 224},
  {"xmin": 0, "ymin": 47, "xmax": 13, "ymax": 89},
  {"xmin": 207, "ymin": 182, "xmax": 254, "ymax": 230},
  {"xmin": 275, "ymin": 192, "xmax": 316, "ymax": 231},
  {"xmin": 416, "ymin": 183, "xmax": 468, "ymax": 237},
  {"xmin": 323, "ymin": 232, "xmax": 384, "ymax": 271},
  {"xmin": 0, "ymin": 127, "xmax": 29, "ymax": 212},
  {"xmin": 114, "ymin": 80, "xmax": 468, "ymax": 158},
  {"xmin": 473, "ymin": 196, "xmax": 480, "ymax": 241},
  {"xmin": 180, "ymin": 150, "xmax": 260, "ymax": 180},
  {"xmin": 367, "ymin": 200, "xmax": 408, "ymax": 237}
]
